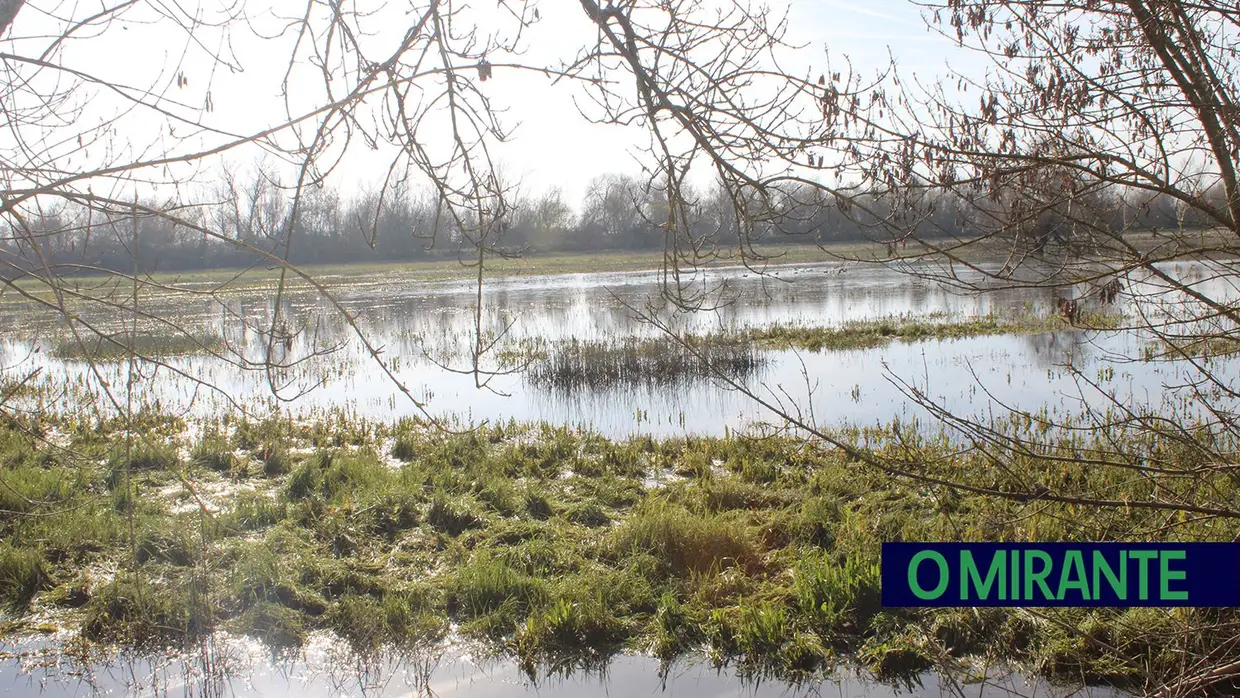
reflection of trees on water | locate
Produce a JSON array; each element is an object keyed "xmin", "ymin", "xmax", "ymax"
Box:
[
  {"xmin": 5, "ymin": 265, "xmax": 1108, "ymax": 366},
  {"xmin": 6, "ymin": 262, "xmax": 1238, "ymax": 429},
  {"xmin": 0, "ymin": 635, "xmax": 1122, "ymax": 698},
  {"xmin": 1021, "ymin": 330, "xmax": 1092, "ymax": 370},
  {"xmin": 525, "ymin": 377, "xmax": 767, "ymax": 435}
]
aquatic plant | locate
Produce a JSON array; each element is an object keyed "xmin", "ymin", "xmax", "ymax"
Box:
[
  {"xmin": 748, "ymin": 311, "xmax": 1127, "ymax": 352},
  {"xmin": 526, "ymin": 336, "xmax": 767, "ymax": 391},
  {"xmin": 50, "ymin": 332, "xmax": 225, "ymax": 361}
]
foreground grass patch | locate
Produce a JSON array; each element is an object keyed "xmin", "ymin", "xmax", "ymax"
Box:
[{"xmin": 0, "ymin": 412, "xmax": 1233, "ymax": 692}]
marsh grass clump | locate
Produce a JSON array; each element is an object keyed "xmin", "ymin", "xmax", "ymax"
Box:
[
  {"xmin": 793, "ymin": 552, "xmax": 882, "ymax": 641},
  {"xmin": 82, "ymin": 573, "xmax": 215, "ymax": 648},
  {"xmin": 427, "ymin": 493, "xmax": 483, "ymax": 535},
  {"xmin": 515, "ymin": 594, "xmax": 622, "ymax": 665},
  {"xmin": 651, "ymin": 591, "xmax": 699, "ymax": 659},
  {"xmin": 228, "ymin": 601, "xmax": 308, "ymax": 649},
  {"xmin": 0, "ymin": 544, "xmax": 48, "ymax": 609},
  {"xmin": 527, "ymin": 336, "xmax": 767, "ymax": 391},
  {"xmin": 564, "ymin": 501, "xmax": 611, "ymax": 527},
  {"xmin": 284, "ymin": 449, "xmax": 389, "ymax": 503},
  {"xmin": 452, "ymin": 553, "xmax": 546, "ymax": 635},
  {"xmin": 104, "ymin": 440, "xmax": 180, "ymax": 491},
  {"xmin": 523, "ymin": 491, "xmax": 554, "ymax": 520},
  {"xmin": 135, "ymin": 527, "xmax": 198, "ymax": 566},
  {"xmin": 191, "ymin": 429, "xmax": 235, "ymax": 473},
  {"xmin": 329, "ymin": 589, "xmax": 446, "ymax": 652},
  {"xmin": 750, "ymin": 311, "xmax": 1125, "ymax": 352},
  {"xmin": 260, "ymin": 444, "xmax": 291, "ymax": 476},
  {"xmin": 367, "ymin": 491, "xmax": 422, "ymax": 537},
  {"xmin": 222, "ymin": 491, "xmax": 288, "ymax": 531},
  {"xmin": 0, "ymin": 460, "xmax": 86, "ymax": 515},
  {"xmin": 390, "ymin": 433, "xmax": 418, "ymax": 462},
  {"xmin": 736, "ymin": 602, "xmax": 793, "ymax": 659},
  {"xmin": 231, "ymin": 417, "xmax": 289, "ymax": 453},
  {"xmin": 222, "ymin": 534, "xmax": 326, "ymax": 616},
  {"xmin": 50, "ymin": 332, "xmax": 225, "ymax": 361},
  {"xmin": 285, "ymin": 459, "xmax": 324, "ymax": 501},
  {"xmin": 610, "ymin": 500, "xmax": 757, "ymax": 576},
  {"xmin": 0, "ymin": 425, "xmax": 41, "ymax": 471}
]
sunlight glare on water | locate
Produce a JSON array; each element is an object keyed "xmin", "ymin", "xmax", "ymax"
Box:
[{"xmin": 1, "ymin": 260, "xmax": 1234, "ymax": 437}]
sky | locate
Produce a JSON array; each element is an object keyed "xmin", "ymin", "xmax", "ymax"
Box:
[{"xmin": 2, "ymin": 0, "xmax": 984, "ymax": 214}]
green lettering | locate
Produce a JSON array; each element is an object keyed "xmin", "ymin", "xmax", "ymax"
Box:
[
  {"xmin": 1024, "ymin": 550, "xmax": 1055, "ymax": 600},
  {"xmin": 961, "ymin": 551, "xmax": 1006, "ymax": 601},
  {"xmin": 1160, "ymin": 550, "xmax": 1188, "ymax": 601},
  {"xmin": 1058, "ymin": 550, "xmax": 1090, "ymax": 600},
  {"xmin": 1129, "ymin": 550, "xmax": 1157, "ymax": 600},
  {"xmin": 1092, "ymin": 551, "xmax": 1126, "ymax": 600},
  {"xmin": 909, "ymin": 551, "xmax": 949, "ymax": 600},
  {"xmin": 1010, "ymin": 549, "xmax": 1020, "ymax": 599}
]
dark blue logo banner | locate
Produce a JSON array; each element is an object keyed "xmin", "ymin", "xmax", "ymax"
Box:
[{"xmin": 881, "ymin": 543, "xmax": 1240, "ymax": 607}]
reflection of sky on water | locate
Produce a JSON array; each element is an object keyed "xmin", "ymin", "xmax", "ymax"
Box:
[
  {"xmin": 0, "ymin": 635, "xmax": 1126, "ymax": 698},
  {"xmin": 1, "ymin": 261, "xmax": 1236, "ymax": 437}
]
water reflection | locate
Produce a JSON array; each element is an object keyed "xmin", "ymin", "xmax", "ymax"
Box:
[
  {"xmin": 1, "ymin": 261, "xmax": 1236, "ymax": 436},
  {"xmin": 0, "ymin": 635, "xmax": 1127, "ymax": 698}
]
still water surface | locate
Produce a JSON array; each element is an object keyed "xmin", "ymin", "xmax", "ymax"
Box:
[
  {"xmin": 0, "ymin": 634, "xmax": 1125, "ymax": 697},
  {"xmin": 1, "ymin": 260, "xmax": 1232, "ymax": 436}
]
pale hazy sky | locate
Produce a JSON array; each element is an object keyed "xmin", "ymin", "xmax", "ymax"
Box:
[{"xmin": 5, "ymin": 0, "xmax": 980, "ymax": 211}]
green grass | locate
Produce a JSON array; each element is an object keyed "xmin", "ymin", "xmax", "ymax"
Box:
[
  {"xmin": 191, "ymin": 429, "xmax": 235, "ymax": 473},
  {"xmin": 748, "ymin": 311, "xmax": 1126, "ymax": 352},
  {"xmin": 610, "ymin": 499, "xmax": 759, "ymax": 576},
  {"xmin": 526, "ymin": 336, "xmax": 766, "ymax": 391},
  {"xmin": 0, "ymin": 544, "xmax": 47, "ymax": 609},
  {"xmin": 50, "ymin": 332, "xmax": 225, "ymax": 360},
  {"xmin": 1145, "ymin": 335, "xmax": 1240, "ymax": 360},
  {"xmin": 0, "ymin": 410, "xmax": 1235, "ymax": 690}
]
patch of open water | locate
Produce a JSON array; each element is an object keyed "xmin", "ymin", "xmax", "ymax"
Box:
[
  {"xmin": 1, "ymin": 260, "xmax": 1233, "ymax": 437},
  {"xmin": 0, "ymin": 635, "xmax": 1126, "ymax": 697}
]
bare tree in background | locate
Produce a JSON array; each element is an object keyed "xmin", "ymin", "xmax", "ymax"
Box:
[{"xmin": 0, "ymin": 0, "xmax": 826, "ymax": 398}]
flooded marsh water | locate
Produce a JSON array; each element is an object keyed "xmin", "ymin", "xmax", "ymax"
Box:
[
  {"xmin": 0, "ymin": 634, "xmax": 1126, "ymax": 698},
  {"xmin": 2, "ymin": 259, "xmax": 1228, "ymax": 697},
  {"xmin": 1, "ymin": 259, "xmax": 1233, "ymax": 437}
]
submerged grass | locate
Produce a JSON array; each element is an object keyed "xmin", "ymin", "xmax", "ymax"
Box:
[
  {"xmin": 749, "ymin": 311, "xmax": 1126, "ymax": 352},
  {"xmin": 0, "ymin": 411, "xmax": 1235, "ymax": 692},
  {"xmin": 526, "ymin": 336, "xmax": 766, "ymax": 391},
  {"xmin": 1146, "ymin": 335, "xmax": 1240, "ymax": 360},
  {"xmin": 50, "ymin": 332, "xmax": 225, "ymax": 360}
]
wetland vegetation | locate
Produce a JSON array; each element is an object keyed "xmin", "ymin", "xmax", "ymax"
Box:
[
  {"xmin": 48, "ymin": 332, "xmax": 226, "ymax": 361},
  {"xmin": 0, "ymin": 256, "xmax": 1236, "ymax": 696},
  {"xmin": 745, "ymin": 311, "xmax": 1127, "ymax": 352},
  {"xmin": 0, "ymin": 406, "xmax": 1231, "ymax": 693},
  {"xmin": 8, "ymin": 0, "xmax": 1240, "ymax": 694}
]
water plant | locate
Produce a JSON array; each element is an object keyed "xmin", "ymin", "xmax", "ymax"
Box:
[{"xmin": 526, "ymin": 336, "xmax": 767, "ymax": 391}]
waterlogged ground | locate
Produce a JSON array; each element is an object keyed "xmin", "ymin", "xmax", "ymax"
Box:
[
  {"xmin": 1, "ymin": 256, "xmax": 1237, "ymax": 697},
  {"xmin": 1, "ymin": 259, "xmax": 1235, "ymax": 436},
  {"xmin": 0, "ymin": 413, "xmax": 1190, "ymax": 697}
]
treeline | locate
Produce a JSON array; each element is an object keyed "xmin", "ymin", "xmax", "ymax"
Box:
[{"xmin": 0, "ymin": 171, "xmax": 1211, "ymax": 276}]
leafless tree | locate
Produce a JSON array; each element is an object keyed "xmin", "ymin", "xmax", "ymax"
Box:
[{"xmin": 615, "ymin": 1, "xmax": 1240, "ymax": 693}]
